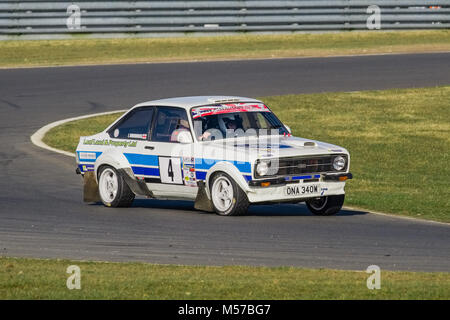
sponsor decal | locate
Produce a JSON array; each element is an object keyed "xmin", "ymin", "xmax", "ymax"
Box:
[
  {"xmin": 83, "ymin": 139, "xmax": 137, "ymax": 148},
  {"xmin": 192, "ymin": 103, "xmax": 270, "ymax": 119},
  {"xmin": 79, "ymin": 152, "xmax": 96, "ymax": 160},
  {"xmin": 78, "ymin": 164, "xmax": 94, "ymax": 172},
  {"xmin": 127, "ymin": 133, "xmax": 147, "ymax": 139},
  {"xmin": 182, "ymin": 157, "xmax": 197, "ymax": 187}
]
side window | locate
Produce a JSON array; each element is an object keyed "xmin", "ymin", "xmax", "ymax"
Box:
[
  {"xmin": 152, "ymin": 107, "xmax": 190, "ymax": 143},
  {"xmin": 255, "ymin": 113, "xmax": 270, "ymax": 129},
  {"xmin": 109, "ymin": 107, "xmax": 154, "ymax": 140}
]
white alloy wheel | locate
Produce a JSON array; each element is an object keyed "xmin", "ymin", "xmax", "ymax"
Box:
[
  {"xmin": 99, "ymin": 168, "xmax": 119, "ymax": 204},
  {"xmin": 211, "ymin": 176, "xmax": 234, "ymax": 213}
]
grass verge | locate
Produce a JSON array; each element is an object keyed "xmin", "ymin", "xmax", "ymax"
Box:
[
  {"xmin": 43, "ymin": 86, "xmax": 450, "ymax": 223},
  {"xmin": 1, "ymin": 30, "xmax": 450, "ymax": 68},
  {"xmin": 1, "ymin": 257, "xmax": 449, "ymax": 299}
]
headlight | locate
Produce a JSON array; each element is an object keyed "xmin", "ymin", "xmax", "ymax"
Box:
[
  {"xmin": 256, "ymin": 161, "xmax": 269, "ymax": 176},
  {"xmin": 333, "ymin": 156, "xmax": 346, "ymax": 171}
]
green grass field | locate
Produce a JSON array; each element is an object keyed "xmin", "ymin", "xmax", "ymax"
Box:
[
  {"xmin": 1, "ymin": 257, "xmax": 449, "ymax": 299},
  {"xmin": 1, "ymin": 30, "xmax": 450, "ymax": 68},
  {"xmin": 43, "ymin": 86, "xmax": 450, "ymax": 223}
]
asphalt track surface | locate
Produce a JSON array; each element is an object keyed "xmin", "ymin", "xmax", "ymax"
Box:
[{"xmin": 0, "ymin": 53, "xmax": 449, "ymax": 272}]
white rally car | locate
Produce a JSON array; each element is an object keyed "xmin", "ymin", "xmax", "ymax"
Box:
[{"xmin": 76, "ymin": 96, "xmax": 352, "ymax": 216}]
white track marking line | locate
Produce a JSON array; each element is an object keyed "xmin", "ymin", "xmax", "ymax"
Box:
[
  {"xmin": 30, "ymin": 110, "xmax": 126, "ymax": 158},
  {"xmin": 343, "ymin": 206, "xmax": 450, "ymax": 226}
]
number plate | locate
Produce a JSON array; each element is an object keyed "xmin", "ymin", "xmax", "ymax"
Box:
[{"xmin": 284, "ymin": 184, "xmax": 320, "ymax": 196}]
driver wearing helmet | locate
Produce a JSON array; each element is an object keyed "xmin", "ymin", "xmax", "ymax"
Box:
[
  {"xmin": 223, "ymin": 117, "xmax": 238, "ymax": 130},
  {"xmin": 170, "ymin": 119, "xmax": 190, "ymax": 142}
]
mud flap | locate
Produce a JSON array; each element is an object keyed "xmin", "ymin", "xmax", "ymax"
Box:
[
  {"xmin": 194, "ymin": 181, "xmax": 214, "ymax": 212},
  {"xmin": 118, "ymin": 168, "xmax": 154, "ymax": 197},
  {"xmin": 83, "ymin": 171, "xmax": 101, "ymax": 203}
]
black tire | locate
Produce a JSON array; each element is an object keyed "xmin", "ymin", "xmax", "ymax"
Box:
[
  {"xmin": 98, "ymin": 166, "xmax": 135, "ymax": 208},
  {"xmin": 306, "ymin": 194, "xmax": 345, "ymax": 216},
  {"xmin": 209, "ymin": 172, "xmax": 249, "ymax": 216}
]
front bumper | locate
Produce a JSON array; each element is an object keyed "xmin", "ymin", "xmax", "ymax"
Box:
[{"xmin": 246, "ymin": 173, "xmax": 351, "ymax": 203}]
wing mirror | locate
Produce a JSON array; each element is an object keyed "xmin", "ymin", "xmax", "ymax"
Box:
[
  {"xmin": 284, "ymin": 125, "xmax": 292, "ymax": 134},
  {"xmin": 176, "ymin": 130, "xmax": 193, "ymax": 144}
]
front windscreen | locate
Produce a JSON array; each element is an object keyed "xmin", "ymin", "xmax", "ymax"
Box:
[{"xmin": 191, "ymin": 103, "xmax": 289, "ymax": 141}]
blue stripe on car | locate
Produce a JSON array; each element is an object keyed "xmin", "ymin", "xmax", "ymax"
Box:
[
  {"xmin": 124, "ymin": 153, "xmax": 159, "ymax": 166},
  {"xmin": 195, "ymin": 158, "xmax": 251, "ymax": 173},
  {"xmin": 195, "ymin": 171, "xmax": 207, "ymax": 180},
  {"xmin": 131, "ymin": 166, "xmax": 160, "ymax": 177},
  {"xmin": 196, "ymin": 171, "xmax": 252, "ymax": 182},
  {"xmin": 292, "ymin": 175, "xmax": 313, "ymax": 180}
]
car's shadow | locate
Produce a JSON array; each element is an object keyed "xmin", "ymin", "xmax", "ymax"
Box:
[
  {"xmin": 247, "ymin": 204, "xmax": 366, "ymax": 217},
  {"xmin": 119, "ymin": 198, "xmax": 367, "ymax": 217}
]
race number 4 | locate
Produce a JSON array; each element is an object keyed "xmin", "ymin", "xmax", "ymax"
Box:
[{"xmin": 159, "ymin": 157, "xmax": 183, "ymax": 184}]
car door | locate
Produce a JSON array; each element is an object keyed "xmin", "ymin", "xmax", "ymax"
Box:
[
  {"xmin": 142, "ymin": 106, "xmax": 198, "ymax": 200},
  {"xmin": 107, "ymin": 106, "xmax": 158, "ymax": 181}
]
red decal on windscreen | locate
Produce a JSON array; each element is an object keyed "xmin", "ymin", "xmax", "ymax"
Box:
[{"xmin": 192, "ymin": 103, "xmax": 270, "ymax": 119}]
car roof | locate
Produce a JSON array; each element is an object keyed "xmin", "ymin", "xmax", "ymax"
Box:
[{"xmin": 131, "ymin": 96, "xmax": 263, "ymax": 110}]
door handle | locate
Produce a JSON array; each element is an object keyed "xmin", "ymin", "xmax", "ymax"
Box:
[{"xmin": 145, "ymin": 146, "xmax": 155, "ymax": 150}]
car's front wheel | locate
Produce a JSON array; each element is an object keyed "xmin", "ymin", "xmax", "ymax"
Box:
[
  {"xmin": 98, "ymin": 166, "xmax": 135, "ymax": 207},
  {"xmin": 210, "ymin": 172, "xmax": 249, "ymax": 216},
  {"xmin": 306, "ymin": 194, "xmax": 345, "ymax": 216}
]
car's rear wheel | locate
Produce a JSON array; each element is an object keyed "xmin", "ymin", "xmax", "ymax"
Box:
[
  {"xmin": 98, "ymin": 166, "xmax": 135, "ymax": 207},
  {"xmin": 210, "ymin": 172, "xmax": 249, "ymax": 216},
  {"xmin": 306, "ymin": 194, "xmax": 345, "ymax": 216}
]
